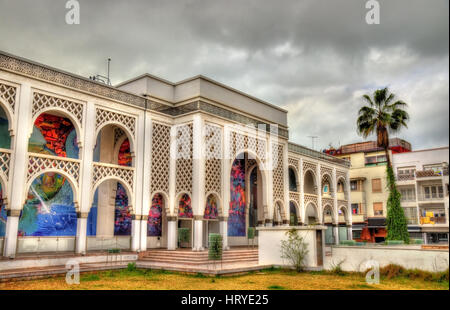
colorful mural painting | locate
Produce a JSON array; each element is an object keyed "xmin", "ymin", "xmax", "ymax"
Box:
[
  {"xmin": 228, "ymin": 158, "xmax": 246, "ymax": 236},
  {"xmin": 178, "ymin": 194, "xmax": 193, "ymax": 218},
  {"xmin": 18, "ymin": 113, "xmax": 78, "ymax": 237},
  {"xmin": 0, "ymin": 107, "xmax": 10, "ymax": 149},
  {"xmin": 204, "ymin": 194, "xmax": 218, "ymax": 219},
  {"xmin": 148, "ymin": 194, "xmax": 163, "ymax": 236},
  {"xmin": 0, "ymin": 183, "xmax": 6, "ymax": 236},
  {"xmin": 114, "ymin": 182, "xmax": 132, "ymax": 235},
  {"xmin": 118, "ymin": 138, "xmax": 132, "ymax": 166}
]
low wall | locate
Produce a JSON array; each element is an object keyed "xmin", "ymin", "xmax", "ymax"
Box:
[
  {"xmin": 325, "ymin": 245, "xmax": 449, "ymax": 272},
  {"xmin": 257, "ymin": 226, "xmax": 326, "ymax": 268},
  {"xmin": 0, "ymin": 253, "xmax": 138, "ymax": 271}
]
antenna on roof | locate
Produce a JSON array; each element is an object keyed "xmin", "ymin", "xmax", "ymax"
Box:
[
  {"xmin": 308, "ymin": 135, "xmax": 319, "ymax": 150},
  {"xmin": 89, "ymin": 58, "xmax": 112, "ymax": 86}
]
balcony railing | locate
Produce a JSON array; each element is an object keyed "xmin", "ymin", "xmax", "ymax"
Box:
[
  {"xmin": 396, "ymin": 174, "xmax": 415, "ymax": 181},
  {"xmin": 420, "ymin": 216, "xmax": 447, "ymax": 225},
  {"xmin": 416, "ymin": 170, "xmax": 445, "ymax": 178},
  {"xmin": 288, "ymin": 142, "xmax": 350, "ymax": 167},
  {"xmin": 417, "ymin": 193, "xmax": 444, "ymax": 202}
]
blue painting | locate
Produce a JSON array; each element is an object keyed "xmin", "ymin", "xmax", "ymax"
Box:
[
  {"xmin": 18, "ymin": 113, "xmax": 79, "ymax": 236},
  {"xmin": 228, "ymin": 159, "xmax": 246, "ymax": 236},
  {"xmin": 0, "ymin": 183, "xmax": 6, "ymax": 236}
]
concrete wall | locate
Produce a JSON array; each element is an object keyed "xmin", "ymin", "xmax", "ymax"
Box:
[
  {"xmin": 324, "ymin": 245, "xmax": 449, "ymax": 272},
  {"xmin": 257, "ymin": 226, "xmax": 325, "ymax": 268}
]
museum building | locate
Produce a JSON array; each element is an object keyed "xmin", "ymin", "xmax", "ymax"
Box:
[{"xmin": 0, "ymin": 50, "xmax": 351, "ymax": 258}]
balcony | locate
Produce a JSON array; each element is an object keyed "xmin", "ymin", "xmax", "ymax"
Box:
[
  {"xmin": 396, "ymin": 174, "xmax": 415, "ymax": 182},
  {"xmin": 416, "ymin": 169, "xmax": 447, "ymax": 178},
  {"xmin": 420, "ymin": 216, "xmax": 447, "ymax": 225},
  {"xmin": 417, "ymin": 193, "xmax": 444, "ymax": 203}
]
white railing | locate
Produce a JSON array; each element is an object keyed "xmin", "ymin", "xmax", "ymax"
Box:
[
  {"xmin": 92, "ymin": 162, "xmax": 135, "ymax": 190},
  {"xmin": 417, "ymin": 193, "xmax": 444, "ymax": 202},
  {"xmin": 16, "ymin": 236, "xmax": 76, "ymax": 254},
  {"xmin": 27, "ymin": 153, "xmax": 81, "ymax": 183},
  {"xmin": 86, "ymin": 236, "xmax": 132, "ymax": 251}
]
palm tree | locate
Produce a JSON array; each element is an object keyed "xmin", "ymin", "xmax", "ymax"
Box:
[{"xmin": 357, "ymin": 87, "xmax": 409, "ymax": 171}]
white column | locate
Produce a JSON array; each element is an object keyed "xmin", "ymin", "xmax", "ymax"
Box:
[
  {"xmin": 168, "ymin": 125, "xmax": 177, "ymax": 248},
  {"xmin": 222, "ymin": 126, "xmax": 231, "ymax": 248},
  {"xmin": 75, "ymin": 215, "xmax": 87, "ymax": 254},
  {"xmin": 76, "ymin": 102, "xmax": 96, "ymax": 254},
  {"xmin": 219, "ymin": 217, "xmax": 229, "ymax": 250},
  {"xmin": 346, "ymin": 170, "xmax": 352, "ymax": 238},
  {"xmin": 333, "ymin": 225, "xmax": 340, "ymax": 245},
  {"xmin": 192, "ymin": 114, "xmax": 205, "ymax": 251},
  {"xmin": 317, "ymin": 164, "xmax": 322, "ymax": 223},
  {"xmin": 131, "ymin": 218, "xmax": 141, "ymax": 251},
  {"xmin": 139, "ymin": 113, "xmax": 152, "ymax": 251},
  {"xmin": 140, "ymin": 217, "xmax": 148, "ymax": 251},
  {"xmin": 299, "ymin": 158, "xmax": 305, "ymax": 225},
  {"xmin": 347, "ymin": 225, "xmax": 353, "ymax": 241},
  {"xmin": 167, "ymin": 217, "xmax": 177, "ymax": 250},
  {"xmin": 266, "ymin": 136, "xmax": 274, "ymax": 226},
  {"xmin": 282, "ymin": 141, "xmax": 290, "ymax": 226},
  {"xmin": 194, "ymin": 217, "xmax": 204, "ymax": 251},
  {"xmin": 4, "ymin": 83, "xmax": 32, "ymax": 258},
  {"xmin": 332, "ymin": 167, "xmax": 338, "ymax": 229}
]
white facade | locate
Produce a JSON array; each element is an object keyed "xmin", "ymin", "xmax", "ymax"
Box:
[
  {"xmin": 393, "ymin": 147, "xmax": 449, "ymax": 243},
  {"xmin": 0, "ymin": 50, "xmax": 350, "ymax": 259}
]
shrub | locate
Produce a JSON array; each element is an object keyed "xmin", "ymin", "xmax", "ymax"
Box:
[
  {"xmin": 385, "ymin": 240, "xmax": 404, "ymax": 245},
  {"xmin": 127, "ymin": 262, "xmax": 136, "ymax": 271},
  {"xmin": 379, "ymin": 264, "xmax": 405, "ymax": 279},
  {"xmin": 385, "ymin": 166, "xmax": 410, "ymax": 244},
  {"xmin": 280, "ymin": 229, "xmax": 309, "ymax": 272},
  {"xmin": 208, "ymin": 233, "xmax": 223, "ymax": 261},
  {"xmin": 340, "ymin": 240, "xmax": 356, "ymax": 246}
]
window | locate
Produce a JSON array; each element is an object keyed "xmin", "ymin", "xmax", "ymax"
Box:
[
  {"xmin": 372, "ymin": 178, "xmax": 382, "ymax": 193},
  {"xmin": 423, "ymin": 185, "xmax": 444, "ymax": 199},
  {"xmin": 350, "ymin": 180, "xmax": 358, "ymax": 191},
  {"xmin": 403, "ymin": 207, "xmax": 418, "ymax": 225},
  {"xmin": 352, "ymin": 230, "xmax": 362, "ymax": 239},
  {"xmin": 337, "ymin": 182, "xmax": 344, "ymax": 193},
  {"xmin": 373, "ymin": 202, "xmax": 383, "ymax": 216},
  {"xmin": 365, "ymin": 155, "xmax": 388, "ymax": 166},
  {"xmin": 323, "ymin": 182, "xmax": 330, "ymax": 194},
  {"xmin": 351, "ymin": 203, "xmax": 360, "ymax": 214},
  {"xmin": 400, "ymin": 187, "xmax": 416, "ymax": 201}
]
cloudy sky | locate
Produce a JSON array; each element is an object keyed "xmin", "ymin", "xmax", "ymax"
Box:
[{"xmin": 0, "ymin": 0, "xmax": 448, "ymax": 151}]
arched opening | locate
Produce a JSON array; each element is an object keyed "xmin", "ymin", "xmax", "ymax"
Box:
[
  {"xmin": 321, "ymin": 175, "xmax": 332, "ymax": 198},
  {"xmin": 305, "ymin": 203, "xmax": 319, "ymax": 225},
  {"xmin": 323, "ymin": 205, "xmax": 335, "ymax": 245},
  {"xmin": 289, "ymin": 168, "xmax": 298, "ymax": 192},
  {"xmin": 337, "ymin": 178, "xmax": 347, "ymax": 200},
  {"xmin": 93, "ymin": 124, "xmax": 134, "ymax": 167},
  {"xmin": 289, "ymin": 201, "xmax": 299, "ymax": 226},
  {"xmin": 0, "ymin": 105, "xmax": 11, "ymax": 149},
  {"xmin": 17, "ymin": 172, "xmax": 77, "ymax": 253},
  {"xmin": 147, "ymin": 193, "xmax": 168, "ymax": 248},
  {"xmin": 87, "ymin": 180, "xmax": 133, "ymax": 251},
  {"xmin": 177, "ymin": 193, "xmax": 193, "ymax": 248},
  {"xmin": 203, "ymin": 194, "xmax": 220, "ymax": 247},
  {"xmin": 304, "ymin": 170, "xmax": 316, "ymax": 195},
  {"xmin": 28, "ymin": 112, "xmax": 79, "ymax": 159},
  {"xmin": 228, "ymin": 152, "xmax": 266, "ymax": 246},
  {"xmin": 338, "ymin": 206, "xmax": 349, "ymax": 241},
  {"xmin": 273, "ymin": 201, "xmax": 284, "ymax": 226}
]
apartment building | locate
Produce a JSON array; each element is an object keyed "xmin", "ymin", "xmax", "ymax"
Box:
[
  {"xmin": 393, "ymin": 147, "xmax": 449, "ymax": 244},
  {"xmin": 325, "ymin": 138, "xmax": 412, "ymax": 242}
]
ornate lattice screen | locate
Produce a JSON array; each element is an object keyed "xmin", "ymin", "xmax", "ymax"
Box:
[
  {"xmin": 150, "ymin": 123, "xmax": 171, "ymax": 195},
  {"xmin": 205, "ymin": 123, "xmax": 222, "ymax": 195},
  {"xmin": 175, "ymin": 123, "xmax": 193, "ymax": 196}
]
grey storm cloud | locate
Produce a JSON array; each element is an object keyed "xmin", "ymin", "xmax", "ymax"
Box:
[{"xmin": 0, "ymin": 0, "xmax": 448, "ymax": 150}]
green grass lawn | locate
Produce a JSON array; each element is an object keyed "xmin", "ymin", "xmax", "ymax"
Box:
[{"xmin": 1, "ymin": 266, "xmax": 448, "ymax": 290}]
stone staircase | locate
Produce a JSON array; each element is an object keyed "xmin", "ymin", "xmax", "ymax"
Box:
[{"xmin": 138, "ymin": 248, "xmax": 258, "ymax": 268}]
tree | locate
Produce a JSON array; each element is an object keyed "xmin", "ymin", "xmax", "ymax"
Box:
[
  {"xmin": 280, "ymin": 229, "xmax": 309, "ymax": 272},
  {"xmin": 357, "ymin": 88, "xmax": 410, "ymax": 243},
  {"xmin": 357, "ymin": 87, "xmax": 409, "ymax": 170}
]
